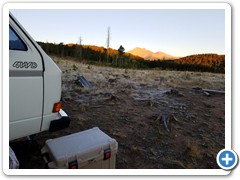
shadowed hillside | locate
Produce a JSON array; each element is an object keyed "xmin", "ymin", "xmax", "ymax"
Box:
[{"xmin": 175, "ymin": 54, "xmax": 224, "ymax": 67}]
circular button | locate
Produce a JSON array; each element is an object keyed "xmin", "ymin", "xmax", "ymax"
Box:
[{"xmin": 216, "ymin": 149, "xmax": 238, "ymax": 170}]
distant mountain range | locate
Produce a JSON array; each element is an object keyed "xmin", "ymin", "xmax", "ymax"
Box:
[{"xmin": 127, "ymin": 47, "xmax": 177, "ymax": 60}]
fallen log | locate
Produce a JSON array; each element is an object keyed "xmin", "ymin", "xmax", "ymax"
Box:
[
  {"xmin": 202, "ymin": 88, "xmax": 225, "ymax": 94},
  {"xmin": 192, "ymin": 87, "xmax": 225, "ymax": 95}
]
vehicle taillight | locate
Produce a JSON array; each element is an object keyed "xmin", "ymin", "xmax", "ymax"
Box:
[{"xmin": 52, "ymin": 101, "xmax": 62, "ymax": 113}]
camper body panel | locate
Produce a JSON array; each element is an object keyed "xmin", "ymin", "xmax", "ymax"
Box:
[
  {"xmin": 9, "ymin": 13, "xmax": 66, "ymax": 140},
  {"xmin": 9, "ymin": 17, "xmax": 44, "ymax": 140},
  {"xmin": 40, "ymin": 50, "xmax": 62, "ymax": 132}
]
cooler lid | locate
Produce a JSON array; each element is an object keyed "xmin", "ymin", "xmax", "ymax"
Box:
[{"xmin": 45, "ymin": 127, "xmax": 117, "ymax": 167}]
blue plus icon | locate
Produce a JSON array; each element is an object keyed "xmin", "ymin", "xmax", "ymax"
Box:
[{"xmin": 217, "ymin": 149, "xmax": 238, "ymax": 170}]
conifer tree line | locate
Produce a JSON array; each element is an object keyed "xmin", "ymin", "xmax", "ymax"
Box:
[{"xmin": 37, "ymin": 41, "xmax": 225, "ymax": 73}]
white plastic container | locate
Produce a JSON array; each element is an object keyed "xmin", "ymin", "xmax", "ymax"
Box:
[{"xmin": 41, "ymin": 127, "xmax": 118, "ymax": 169}]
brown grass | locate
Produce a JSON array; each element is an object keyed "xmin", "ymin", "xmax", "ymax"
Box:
[
  {"xmin": 186, "ymin": 139, "xmax": 203, "ymax": 160},
  {"xmin": 130, "ymin": 145, "xmax": 144, "ymax": 153},
  {"xmin": 51, "ymin": 55, "xmax": 224, "ymax": 91}
]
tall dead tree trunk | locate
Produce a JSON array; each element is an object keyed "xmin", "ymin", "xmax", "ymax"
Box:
[{"xmin": 106, "ymin": 26, "xmax": 111, "ymax": 63}]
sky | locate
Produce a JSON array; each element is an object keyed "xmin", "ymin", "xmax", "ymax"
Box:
[{"xmin": 10, "ymin": 8, "xmax": 225, "ymax": 57}]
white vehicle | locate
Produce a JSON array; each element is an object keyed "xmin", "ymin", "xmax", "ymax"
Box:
[
  {"xmin": 9, "ymin": 12, "xmax": 70, "ymax": 141},
  {"xmin": 9, "ymin": 12, "xmax": 117, "ymax": 170}
]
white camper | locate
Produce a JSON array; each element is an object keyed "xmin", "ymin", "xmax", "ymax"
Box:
[
  {"xmin": 9, "ymin": 12, "xmax": 118, "ymax": 169},
  {"xmin": 9, "ymin": 12, "xmax": 70, "ymax": 141}
]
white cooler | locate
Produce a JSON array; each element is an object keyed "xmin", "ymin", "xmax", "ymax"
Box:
[{"xmin": 41, "ymin": 127, "xmax": 118, "ymax": 169}]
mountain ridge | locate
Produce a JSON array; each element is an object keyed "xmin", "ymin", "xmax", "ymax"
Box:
[{"xmin": 127, "ymin": 47, "xmax": 177, "ymax": 60}]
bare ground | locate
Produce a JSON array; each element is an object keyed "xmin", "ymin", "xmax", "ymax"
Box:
[{"xmin": 11, "ymin": 56, "xmax": 225, "ymax": 169}]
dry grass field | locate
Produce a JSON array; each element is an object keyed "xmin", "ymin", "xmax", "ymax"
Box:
[{"xmin": 12, "ymin": 56, "xmax": 225, "ymax": 169}]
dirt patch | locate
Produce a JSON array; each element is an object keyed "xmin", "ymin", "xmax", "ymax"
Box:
[{"xmin": 11, "ymin": 57, "xmax": 225, "ymax": 169}]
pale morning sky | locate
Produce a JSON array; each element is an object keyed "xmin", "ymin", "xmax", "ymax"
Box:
[{"xmin": 10, "ymin": 8, "xmax": 225, "ymax": 57}]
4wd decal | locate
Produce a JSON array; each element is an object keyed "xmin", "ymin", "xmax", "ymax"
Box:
[{"xmin": 13, "ymin": 61, "xmax": 38, "ymax": 69}]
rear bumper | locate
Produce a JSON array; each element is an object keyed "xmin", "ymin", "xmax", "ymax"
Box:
[{"xmin": 49, "ymin": 109, "xmax": 71, "ymax": 132}]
